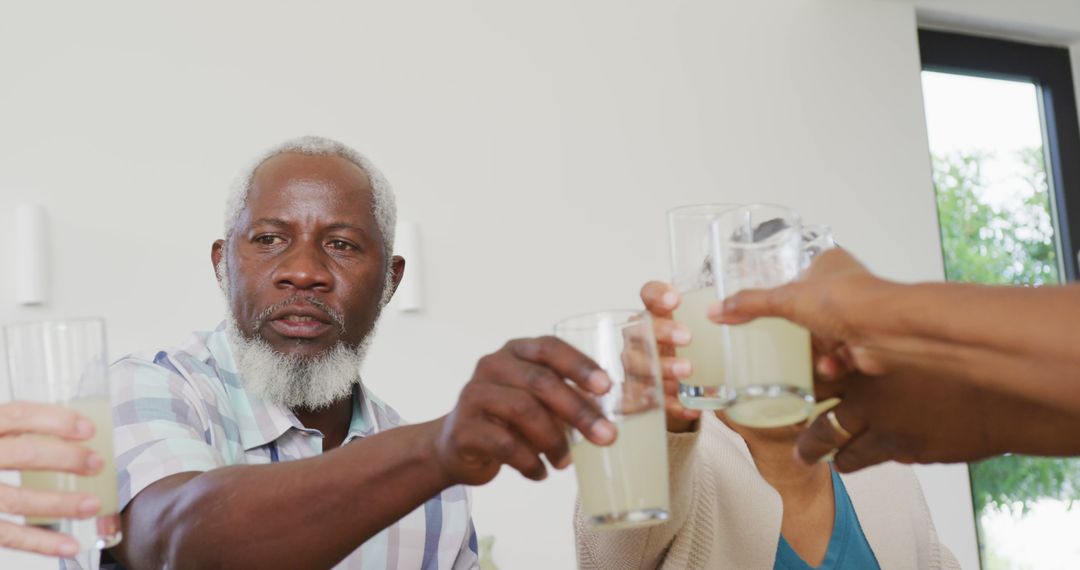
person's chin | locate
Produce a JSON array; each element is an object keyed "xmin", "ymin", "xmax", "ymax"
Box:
[{"xmin": 261, "ymin": 329, "xmax": 339, "ymax": 359}]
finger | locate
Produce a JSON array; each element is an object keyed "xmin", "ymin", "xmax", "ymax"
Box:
[
  {"xmin": 507, "ymin": 336, "xmax": 611, "ymax": 394},
  {"xmin": 804, "ymin": 247, "xmax": 865, "ymax": 279},
  {"xmin": 0, "ymin": 519, "xmax": 81, "ymax": 558},
  {"xmin": 474, "ymin": 385, "xmax": 570, "ymax": 470},
  {"xmin": 0, "ymin": 402, "xmax": 95, "ymax": 440},
  {"xmin": 708, "ymin": 282, "xmax": 803, "ymax": 326},
  {"xmin": 832, "ymin": 433, "xmax": 896, "ymax": 473},
  {"xmin": 458, "ymin": 421, "xmax": 548, "ymax": 481},
  {"xmin": 814, "ymin": 355, "xmax": 844, "ymax": 381},
  {"xmin": 848, "ymin": 346, "xmax": 888, "ymax": 376},
  {"xmin": 0, "ymin": 483, "xmax": 101, "ymax": 519},
  {"xmin": 795, "ymin": 404, "xmax": 863, "ymax": 465},
  {"xmin": 813, "ymin": 374, "xmax": 845, "ymax": 401},
  {"xmin": 652, "ymin": 317, "xmax": 691, "ymax": 350},
  {"xmin": 665, "ymin": 395, "xmax": 700, "ymax": 423},
  {"xmin": 662, "ymin": 377, "xmax": 676, "ymax": 395},
  {"xmin": 0, "ymin": 435, "xmax": 103, "ymax": 474},
  {"xmin": 621, "ymin": 346, "xmax": 659, "ymax": 380},
  {"xmin": 640, "ymin": 281, "xmax": 680, "ymax": 317},
  {"xmin": 620, "ymin": 325, "xmax": 661, "ymax": 376},
  {"xmin": 810, "ymin": 335, "xmax": 844, "ymax": 363},
  {"xmin": 480, "ymin": 352, "xmax": 615, "ymax": 445},
  {"xmin": 659, "ymin": 356, "xmax": 692, "ymax": 381}
]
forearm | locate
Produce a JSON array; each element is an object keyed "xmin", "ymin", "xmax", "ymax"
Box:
[
  {"xmin": 117, "ymin": 420, "xmax": 450, "ymax": 570},
  {"xmin": 980, "ymin": 385, "xmax": 1080, "ymax": 456},
  {"xmin": 841, "ymin": 282, "xmax": 1080, "ymax": 410},
  {"xmin": 858, "ymin": 317, "xmax": 1080, "ymax": 414},
  {"xmin": 890, "ymin": 282, "xmax": 1080, "ymax": 361}
]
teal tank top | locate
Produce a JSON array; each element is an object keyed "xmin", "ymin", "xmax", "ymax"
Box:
[{"xmin": 773, "ymin": 468, "xmax": 881, "ymax": 570}]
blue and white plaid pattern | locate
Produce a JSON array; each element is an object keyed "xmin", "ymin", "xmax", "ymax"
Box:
[{"xmin": 106, "ymin": 323, "xmax": 479, "ymax": 570}]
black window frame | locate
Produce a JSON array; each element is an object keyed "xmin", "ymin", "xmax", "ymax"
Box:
[{"xmin": 919, "ymin": 29, "xmax": 1080, "ymax": 281}]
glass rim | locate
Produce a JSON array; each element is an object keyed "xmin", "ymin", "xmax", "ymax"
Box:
[
  {"xmin": 712, "ymin": 202, "xmax": 801, "ymax": 222},
  {"xmin": 666, "ymin": 202, "xmax": 743, "ymax": 220},
  {"xmin": 711, "ymin": 203, "xmax": 804, "ymax": 249},
  {"xmin": 712, "ymin": 223, "xmax": 804, "ymax": 251},
  {"xmin": 553, "ymin": 309, "xmax": 648, "ymax": 334},
  {"xmin": 802, "ymin": 223, "xmax": 832, "ymax": 234},
  {"xmin": 2, "ymin": 316, "xmax": 106, "ymax": 333}
]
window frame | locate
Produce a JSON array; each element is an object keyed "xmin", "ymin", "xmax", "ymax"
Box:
[{"xmin": 919, "ymin": 29, "xmax": 1080, "ymax": 281}]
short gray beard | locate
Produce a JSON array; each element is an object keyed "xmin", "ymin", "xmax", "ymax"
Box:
[{"xmin": 217, "ymin": 254, "xmax": 394, "ymax": 411}]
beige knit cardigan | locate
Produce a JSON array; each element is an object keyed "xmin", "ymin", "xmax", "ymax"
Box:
[{"xmin": 575, "ymin": 412, "xmax": 961, "ymax": 569}]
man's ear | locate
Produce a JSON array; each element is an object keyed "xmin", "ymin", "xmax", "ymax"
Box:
[
  {"xmin": 211, "ymin": 240, "xmax": 226, "ymax": 287},
  {"xmin": 387, "ymin": 255, "xmax": 406, "ymax": 300}
]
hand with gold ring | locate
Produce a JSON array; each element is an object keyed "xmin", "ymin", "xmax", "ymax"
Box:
[
  {"xmin": 797, "ymin": 366, "xmax": 1080, "ymax": 472},
  {"xmin": 824, "ymin": 409, "xmax": 852, "ymax": 441}
]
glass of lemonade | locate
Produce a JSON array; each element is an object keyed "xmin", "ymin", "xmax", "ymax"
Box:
[
  {"xmin": 709, "ymin": 205, "xmax": 817, "ymax": 428},
  {"xmin": 667, "ymin": 203, "xmax": 741, "ymax": 409},
  {"xmin": 3, "ymin": 318, "xmax": 121, "ymax": 551},
  {"xmin": 555, "ymin": 310, "xmax": 669, "ymax": 530}
]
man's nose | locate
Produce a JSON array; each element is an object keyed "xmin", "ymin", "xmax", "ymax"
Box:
[{"xmin": 273, "ymin": 242, "xmax": 332, "ymax": 292}]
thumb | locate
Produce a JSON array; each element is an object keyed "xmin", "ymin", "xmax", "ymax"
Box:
[{"xmin": 708, "ymin": 281, "xmax": 805, "ymax": 326}]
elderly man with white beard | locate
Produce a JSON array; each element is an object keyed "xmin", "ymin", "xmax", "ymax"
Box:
[{"xmin": 101, "ymin": 136, "xmax": 617, "ymax": 570}]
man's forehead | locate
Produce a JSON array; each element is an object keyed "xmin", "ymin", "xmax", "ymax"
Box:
[
  {"xmin": 251, "ymin": 152, "xmax": 373, "ymax": 193},
  {"xmin": 246, "ymin": 154, "xmax": 375, "ymax": 210}
]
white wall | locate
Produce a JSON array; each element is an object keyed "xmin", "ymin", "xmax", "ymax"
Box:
[{"xmin": 5, "ymin": 0, "xmax": 1070, "ymax": 567}]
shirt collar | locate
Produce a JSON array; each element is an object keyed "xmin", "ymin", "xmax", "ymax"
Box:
[{"xmin": 205, "ymin": 323, "xmax": 376, "ymax": 452}]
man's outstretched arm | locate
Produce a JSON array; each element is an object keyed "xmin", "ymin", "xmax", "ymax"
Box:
[{"xmin": 111, "ymin": 336, "xmax": 615, "ymax": 570}]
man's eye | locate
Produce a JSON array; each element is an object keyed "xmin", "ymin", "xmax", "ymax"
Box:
[
  {"xmin": 329, "ymin": 239, "xmax": 357, "ymax": 251},
  {"xmin": 255, "ymin": 235, "xmax": 283, "ymax": 245}
]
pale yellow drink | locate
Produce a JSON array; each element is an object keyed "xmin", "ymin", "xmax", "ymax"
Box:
[
  {"xmin": 20, "ymin": 398, "xmax": 120, "ymax": 547},
  {"xmin": 724, "ymin": 317, "xmax": 814, "ymax": 428},
  {"xmin": 21, "ymin": 470, "xmax": 63, "ymax": 525},
  {"xmin": 572, "ymin": 409, "xmax": 669, "ymax": 529},
  {"xmin": 672, "ymin": 288, "xmax": 726, "ymax": 388}
]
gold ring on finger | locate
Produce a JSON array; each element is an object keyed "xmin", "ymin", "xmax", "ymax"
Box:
[{"xmin": 825, "ymin": 409, "xmax": 853, "ymax": 441}]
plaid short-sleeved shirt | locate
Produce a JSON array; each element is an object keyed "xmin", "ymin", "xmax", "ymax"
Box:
[{"xmin": 105, "ymin": 324, "xmax": 478, "ymax": 570}]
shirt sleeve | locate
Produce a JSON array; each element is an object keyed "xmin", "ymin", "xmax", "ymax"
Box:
[
  {"xmin": 451, "ymin": 518, "xmax": 480, "ymax": 570},
  {"xmin": 110, "ymin": 355, "xmax": 226, "ymax": 511}
]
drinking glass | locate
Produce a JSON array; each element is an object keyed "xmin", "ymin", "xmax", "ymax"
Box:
[
  {"xmin": 555, "ymin": 310, "xmax": 669, "ymax": 530},
  {"xmin": 667, "ymin": 203, "xmax": 740, "ymax": 409},
  {"xmin": 709, "ymin": 205, "xmax": 816, "ymax": 428},
  {"xmin": 4, "ymin": 318, "xmax": 121, "ymax": 551},
  {"xmin": 801, "ymin": 224, "xmax": 835, "ymax": 269}
]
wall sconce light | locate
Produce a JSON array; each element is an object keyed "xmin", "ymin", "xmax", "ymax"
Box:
[{"xmin": 14, "ymin": 203, "xmax": 50, "ymax": 306}]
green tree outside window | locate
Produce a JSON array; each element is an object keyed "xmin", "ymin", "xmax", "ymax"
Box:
[{"xmin": 932, "ymin": 148, "xmax": 1080, "ymax": 564}]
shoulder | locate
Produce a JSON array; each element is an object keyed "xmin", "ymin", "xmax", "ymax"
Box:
[
  {"xmin": 697, "ymin": 412, "xmax": 764, "ymax": 466},
  {"xmin": 842, "ymin": 463, "xmax": 944, "ymax": 567},
  {"xmin": 111, "ymin": 329, "xmax": 231, "ymax": 421},
  {"xmin": 359, "ymin": 384, "xmax": 407, "ymax": 431},
  {"xmin": 842, "ymin": 461, "xmax": 926, "ymax": 504},
  {"xmin": 112, "ymin": 327, "xmax": 235, "ymax": 387},
  {"xmin": 113, "ymin": 329, "xmax": 217, "ymax": 379}
]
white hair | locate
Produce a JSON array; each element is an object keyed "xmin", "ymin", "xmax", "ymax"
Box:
[{"xmin": 224, "ymin": 135, "xmax": 397, "ymax": 262}]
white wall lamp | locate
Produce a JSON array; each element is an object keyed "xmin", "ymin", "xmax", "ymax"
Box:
[{"xmin": 14, "ymin": 203, "xmax": 50, "ymax": 306}]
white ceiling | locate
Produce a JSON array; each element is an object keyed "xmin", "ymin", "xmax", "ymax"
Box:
[{"xmin": 883, "ymin": 0, "xmax": 1080, "ymax": 45}]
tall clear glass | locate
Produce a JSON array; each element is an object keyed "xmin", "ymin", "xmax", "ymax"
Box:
[
  {"xmin": 3, "ymin": 318, "xmax": 122, "ymax": 552},
  {"xmin": 710, "ymin": 205, "xmax": 816, "ymax": 428},
  {"xmin": 555, "ymin": 310, "xmax": 669, "ymax": 530},
  {"xmin": 800, "ymin": 224, "xmax": 835, "ymax": 270},
  {"xmin": 667, "ymin": 203, "xmax": 740, "ymax": 410}
]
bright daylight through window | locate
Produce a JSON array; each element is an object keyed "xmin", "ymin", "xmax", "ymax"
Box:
[{"xmin": 922, "ymin": 68, "xmax": 1080, "ymax": 569}]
